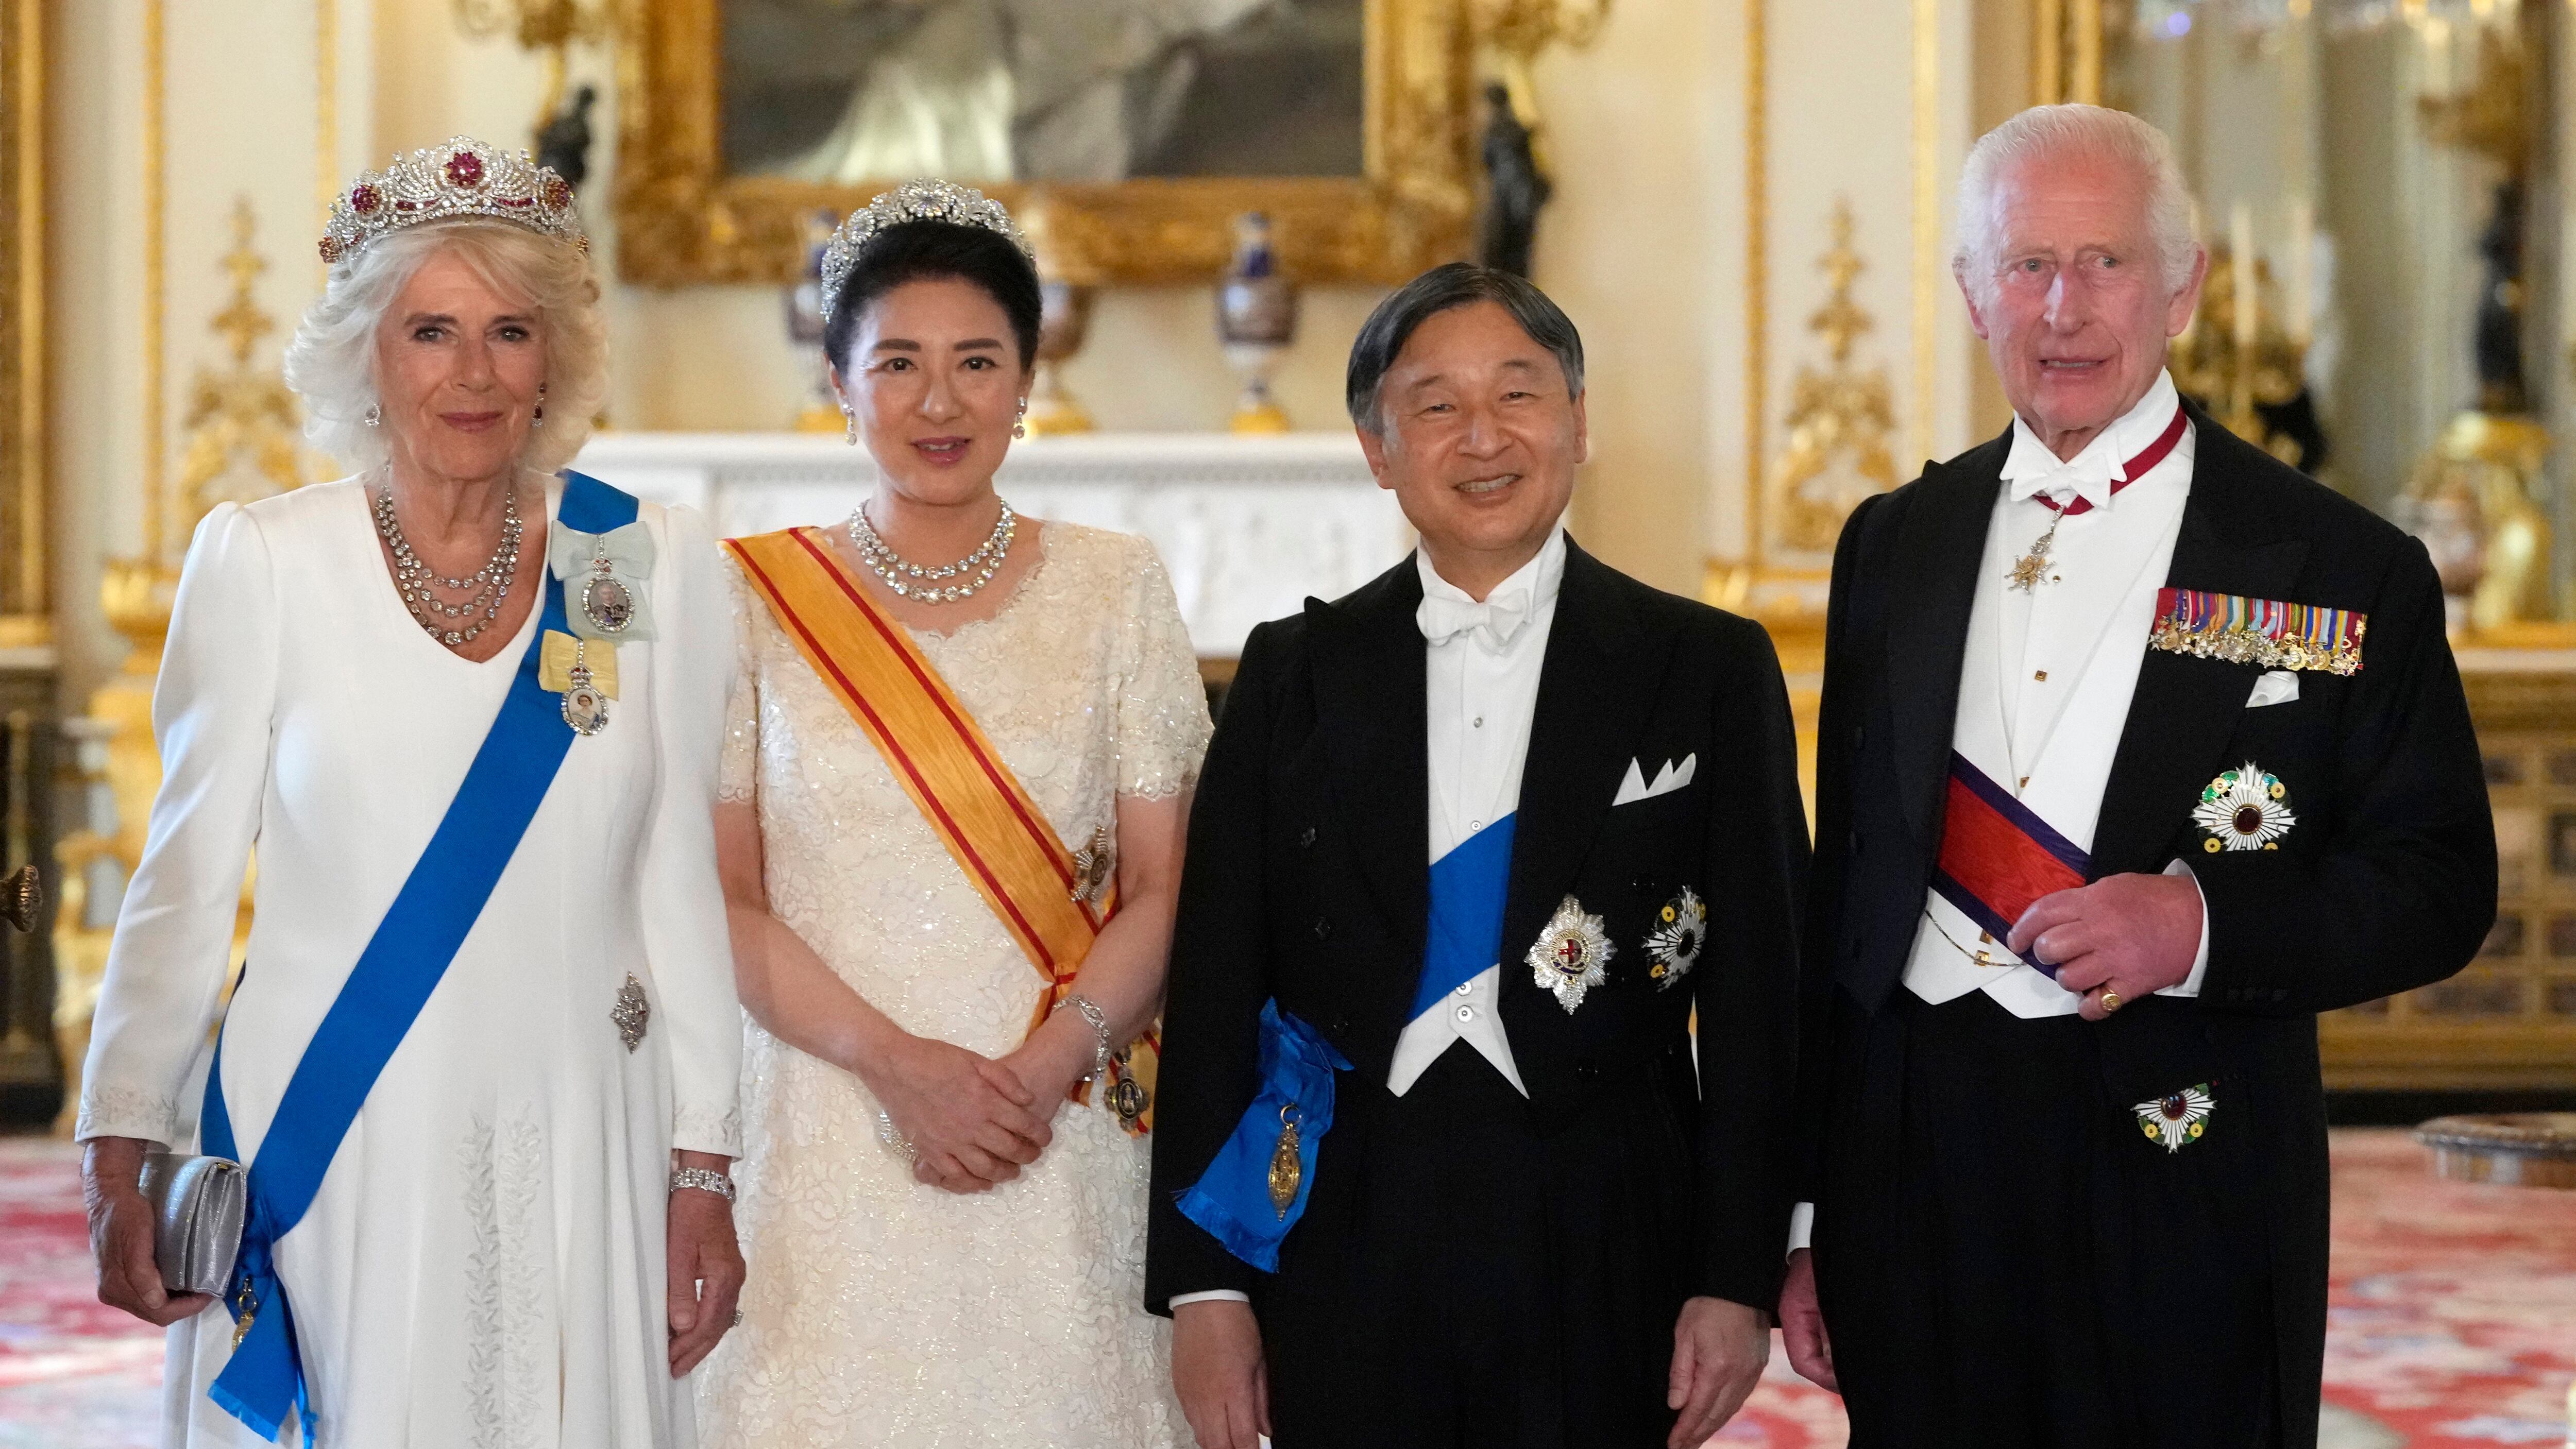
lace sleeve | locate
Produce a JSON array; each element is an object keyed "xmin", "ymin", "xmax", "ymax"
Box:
[
  {"xmin": 1113, "ymin": 536, "xmax": 1212, "ymax": 800},
  {"xmin": 718, "ymin": 554, "xmax": 761, "ymax": 806}
]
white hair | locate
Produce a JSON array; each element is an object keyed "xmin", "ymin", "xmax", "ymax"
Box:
[
  {"xmin": 283, "ymin": 218, "xmax": 608, "ymax": 476},
  {"xmin": 1952, "ymin": 104, "xmax": 2200, "ymax": 305}
]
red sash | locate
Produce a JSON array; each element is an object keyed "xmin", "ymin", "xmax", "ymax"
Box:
[{"xmin": 1928, "ymin": 752, "xmax": 2091, "ymax": 976}]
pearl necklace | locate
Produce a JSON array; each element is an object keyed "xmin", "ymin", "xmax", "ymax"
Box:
[
  {"xmin": 846, "ymin": 500, "xmax": 1016, "ymax": 604},
  {"xmin": 373, "ymin": 482, "xmax": 524, "ymax": 645}
]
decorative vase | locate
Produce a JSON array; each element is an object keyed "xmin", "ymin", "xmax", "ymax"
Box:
[
  {"xmin": 786, "ymin": 208, "xmax": 845, "ymax": 433},
  {"xmin": 1217, "ymin": 212, "xmax": 1298, "ymax": 434},
  {"xmin": 1025, "ymin": 277, "xmax": 1097, "ymax": 436}
]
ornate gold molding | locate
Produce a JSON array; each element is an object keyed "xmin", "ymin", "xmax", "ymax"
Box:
[
  {"xmin": 612, "ymin": 0, "xmax": 1479, "ymax": 287},
  {"xmin": 179, "ymin": 200, "xmax": 309, "ymax": 520},
  {"xmin": 142, "ymin": 0, "xmax": 166, "ymax": 568},
  {"xmin": 1740, "ymin": 0, "xmax": 1767, "ymax": 571},
  {"xmin": 1771, "ymin": 201, "xmax": 1898, "ymax": 559},
  {"xmin": 0, "ymin": 0, "xmax": 47, "ymax": 643}
]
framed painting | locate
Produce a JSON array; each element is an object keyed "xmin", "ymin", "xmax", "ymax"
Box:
[{"xmin": 613, "ymin": 0, "xmax": 1480, "ymax": 286}]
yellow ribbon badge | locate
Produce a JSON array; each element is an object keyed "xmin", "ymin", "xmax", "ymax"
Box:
[{"xmin": 537, "ymin": 629, "xmax": 617, "ymax": 700}]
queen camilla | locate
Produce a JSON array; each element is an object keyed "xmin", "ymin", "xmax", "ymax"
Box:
[
  {"xmin": 75, "ymin": 138, "xmax": 745, "ymax": 1447},
  {"xmin": 694, "ymin": 182, "xmax": 1209, "ymax": 1445}
]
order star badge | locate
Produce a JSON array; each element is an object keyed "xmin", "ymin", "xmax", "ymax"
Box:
[
  {"xmin": 1528, "ymin": 895, "xmax": 1614, "ymax": 1013},
  {"xmin": 1643, "ymin": 887, "xmax": 1707, "ymax": 990},
  {"xmin": 2133, "ymin": 1082, "xmax": 2215, "ymax": 1153},
  {"xmin": 2192, "ymin": 761, "xmax": 2296, "ymax": 853}
]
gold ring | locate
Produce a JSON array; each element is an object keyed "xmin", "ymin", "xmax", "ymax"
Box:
[{"xmin": 2097, "ymin": 989, "xmax": 2124, "ymax": 1014}]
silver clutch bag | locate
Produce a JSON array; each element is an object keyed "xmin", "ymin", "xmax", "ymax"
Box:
[{"xmin": 137, "ymin": 1152, "xmax": 247, "ymax": 1297}]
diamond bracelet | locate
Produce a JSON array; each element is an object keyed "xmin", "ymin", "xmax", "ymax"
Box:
[
  {"xmin": 1061, "ymin": 992, "xmax": 1113, "ymax": 1082},
  {"xmin": 670, "ymin": 1166, "xmax": 736, "ymax": 1202}
]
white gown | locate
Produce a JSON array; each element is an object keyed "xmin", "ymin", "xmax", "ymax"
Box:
[
  {"xmin": 694, "ymin": 522, "xmax": 1208, "ymax": 1448},
  {"xmin": 76, "ymin": 476, "xmax": 743, "ymax": 1449}
]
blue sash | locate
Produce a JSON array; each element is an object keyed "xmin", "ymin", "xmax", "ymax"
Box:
[
  {"xmin": 1174, "ymin": 1000, "xmax": 1350, "ymax": 1272},
  {"xmin": 197, "ymin": 471, "xmax": 639, "ymax": 1440},
  {"xmin": 1408, "ymin": 813, "xmax": 1515, "ymax": 1020}
]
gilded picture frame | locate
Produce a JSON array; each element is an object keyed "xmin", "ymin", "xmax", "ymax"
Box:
[
  {"xmin": 613, "ymin": 0, "xmax": 1479, "ymax": 287},
  {"xmin": 0, "ymin": 0, "xmax": 46, "ymax": 644}
]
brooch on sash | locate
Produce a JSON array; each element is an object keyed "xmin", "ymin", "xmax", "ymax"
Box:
[
  {"xmin": 611, "ymin": 974, "xmax": 651, "ymax": 1051},
  {"xmin": 1529, "ymin": 895, "xmax": 1614, "ymax": 1013},
  {"xmin": 2148, "ymin": 588, "xmax": 2364, "ymax": 674},
  {"xmin": 1643, "ymin": 887, "xmax": 1706, "ymax": 989},
  {"xmin": 1070, "ymin": 826, "xmax": 1114, "ymax": 906},
  {"xmin": 539, "ymin": 630, "xmax": 615, "ymax": 736},
  {"xmin": 2133, "ymin": 1082, "xmax": 2215, "ymax": 1152},
  {"xmin": 2193, "ymin": 761, "xmax": 2296, "ymax": 852},
  {"xmin": 549, "ymin": 519, "xmax": 657, "ymax": 642}
]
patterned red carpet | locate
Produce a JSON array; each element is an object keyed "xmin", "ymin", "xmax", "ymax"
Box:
[{"xmin": 3, "ymin": 1131, "xmax": 2568, "ymax": 1447}]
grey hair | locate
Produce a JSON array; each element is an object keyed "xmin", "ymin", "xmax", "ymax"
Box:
[
  {"xmin": 283, "ymin": 218, "xmax": 608, "ymax": 475},
  {"xmin": 1345, "ymin": 262, "xmax": 1585, "ymax": 433},
  {"xmin": 1952, "ymin": 104, "xmax": 2199, "ymax": 304}
]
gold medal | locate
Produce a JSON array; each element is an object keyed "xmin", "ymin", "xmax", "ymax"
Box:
[{"xmin": 1267, "ymin": 1103, "xmax": 1303, "ymax": 1218}]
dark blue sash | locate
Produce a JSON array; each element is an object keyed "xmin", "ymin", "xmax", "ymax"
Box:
[{"xmin": 197, "ymin": 471, "xmax": 638, "ymax": 1439}]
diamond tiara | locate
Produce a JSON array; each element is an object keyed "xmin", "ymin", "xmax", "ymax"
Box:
[
  {"xmin": 319, "ymin": 136, "xmax": 588, "ymax": 267},
  {"xmin": 818, "ymin": 179, "xmax": 1032, "ymax": 323}
]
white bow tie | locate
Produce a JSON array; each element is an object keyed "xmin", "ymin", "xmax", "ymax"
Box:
[
  {"xmin": 2005, "ymin": 451, "xmax": 2121, "ymax": 512},
  {"xmin": 1417, "ymin": 589, "xmax": 1530, "ymax": 651}
]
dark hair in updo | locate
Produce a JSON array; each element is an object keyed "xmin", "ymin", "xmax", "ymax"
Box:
[{"xmin": 822, "ymin": 219, "xmax": 1043, "ymax": 377}]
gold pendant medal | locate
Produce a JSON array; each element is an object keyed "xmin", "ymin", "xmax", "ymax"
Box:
[
  {"xmin": 1267, "ymin": 1103, "xmax": 1304, "ymax": 1218},
  {"xmin": 2008, "ymin": 513, "xmax": 2061, "ymax": 593}
]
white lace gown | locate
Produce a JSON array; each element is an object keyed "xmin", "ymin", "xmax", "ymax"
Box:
[
  {"xmin": 75, "ymin": 478, "xmax": 743, "ymax": 1448},
  {"xmin": 696, "ymin": 522, "xmax": 1209, "ymax": 1448}
]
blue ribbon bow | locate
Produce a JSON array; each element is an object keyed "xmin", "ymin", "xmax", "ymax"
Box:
[{"xmin": 1174, "ymin": 1000, "xmax": 1352, "ymax": 1273}]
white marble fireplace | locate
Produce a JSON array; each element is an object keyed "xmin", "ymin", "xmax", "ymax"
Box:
[{"xmin": 572, "ymin": 431, "xmax": 1411, "ymax": 657}]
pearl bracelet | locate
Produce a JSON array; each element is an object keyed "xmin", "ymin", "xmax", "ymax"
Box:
[
  {"xmin": 670, "ymin": 1166, "xmax": 736, "ymax": 1202},
  {"xmin": 1061, "ymin": 992, "xmax": 1112, "ymax": 1082}
]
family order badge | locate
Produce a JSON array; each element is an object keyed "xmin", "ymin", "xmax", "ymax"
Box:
[
  {"xmin": 2193, "ymin": 761, "xmax": 2296, "ymax": 852},
  {"xmin": 549, "ymin": 519, "xmax": 657, "ymax": 642},
  {"xmin": 1643, "ymin": 887, "xmax": 1706, "ymax": 990},
  {"xmin": 539, "ymin": 629, "xmax": 617, "ymax": 737},
  {"xmin": 1529, "ymin": 895, "xmax": 1614, "ymax": 1013},
  {"xmin": 2133, "ymin": 1082, "xmax": 2215, "ymax": 1153}
]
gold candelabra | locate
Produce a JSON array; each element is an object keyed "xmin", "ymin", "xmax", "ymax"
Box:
[{"xmin": 453, "ymin": 0, "xmax": 614, "ymax": 129}]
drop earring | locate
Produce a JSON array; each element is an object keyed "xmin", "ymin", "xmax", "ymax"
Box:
[
  {"xmin": 364, "ymin": 403, "xmax": 381, "ymax": 428},
  {"xmin": 532, "ymin": 382, "xmax": 547, "ymax": 428},
  {"xmin": 842, "ymin": 405, "xmax": 858, "ymax": 446},
  {"xmin": 1013, "ymin": 397, "xmax": 1028, "ymax": 441}
]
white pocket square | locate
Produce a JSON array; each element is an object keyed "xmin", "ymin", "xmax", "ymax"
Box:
[
  {"xmin": 2246, "ymin": 670, "xmax": 2300, "ymax": 709},
  {"xmin": 1613, "ymin": 754, "xmax": 1697, "ymax": 807}
]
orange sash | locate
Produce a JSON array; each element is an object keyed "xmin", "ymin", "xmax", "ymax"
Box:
[{"xmin": 725, "ymin": 526, "xmax": 1156, "ymax": 1135}]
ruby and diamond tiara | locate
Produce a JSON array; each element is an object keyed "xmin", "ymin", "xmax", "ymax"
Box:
[
  {"xmin": 319, "ymin": 136, "xmax": 587, "ymax": 266},
  {"xmin": 818, "ymin": 179, "xmax": 1031, "ymax": 321}
]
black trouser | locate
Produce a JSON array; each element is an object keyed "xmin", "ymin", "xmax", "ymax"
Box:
[
  {"xmin": 1257, "ymin": 1045, "xmax": 1697, "ymax": 1449},
  {"xmin": 1814, "ymin": 987, "xmax": 2281, "ymax": 1449}
]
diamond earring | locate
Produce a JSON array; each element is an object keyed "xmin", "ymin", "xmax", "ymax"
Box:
[
  {"xmin": 842, "ymin": 405, "xmax": 858, "ymax": 447},
  {"xmin": 364, "ymin": 403, "xmax": 381, "ymax": 428},
  {"xmin": 1013, "ymin": 397, "xmax": 1028, "ymax": 441},
  {"xmin": 533, "ymin": 381, "xmax": 546, "ymax": 427}
]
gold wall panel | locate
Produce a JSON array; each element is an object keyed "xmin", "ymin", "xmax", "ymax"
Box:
[
  {"xmin": 0, "ymin": 0, "xmax": 46, "ymax": 643},
  {"xmin": 612, "ymin": 0, "xmax": 1480, "ymax": 287}
]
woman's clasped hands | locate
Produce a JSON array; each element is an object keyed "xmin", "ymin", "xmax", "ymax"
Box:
[{"xmin": 863, "ymin": 1031, "xmax": 1055, "ymax": 1194}]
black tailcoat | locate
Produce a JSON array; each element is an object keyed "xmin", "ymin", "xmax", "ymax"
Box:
[
  {"xmin": 1147, "ymin": 539, "xmax": 1809, "ymax": 1447},
  {"xmin": 1801, "ymin": 407, "xmax": 2497, "ymax": 1449}
]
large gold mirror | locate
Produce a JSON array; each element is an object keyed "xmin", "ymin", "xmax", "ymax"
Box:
[
  {"xmin": 2093, "ymin": 0, "xmax": 2567, "ymax": 628},
  {"xmin": 614, "ymin": 0, "xmax": 1479, "ymax": 286}
]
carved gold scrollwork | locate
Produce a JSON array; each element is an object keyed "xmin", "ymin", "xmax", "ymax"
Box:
[
  {"xmin": 1771, "ymin": 200, "xmax": 1897, "ymax": 559},
  {"xmin": 178, "ymin": 199, "xmax": 312, "ymax": 519}
]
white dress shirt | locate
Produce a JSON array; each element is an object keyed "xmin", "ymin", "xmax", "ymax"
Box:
[
  {"xmin": 1387, "ymin": 527, "xmax": 1568, "ymax": 1096},
  {"xmin": 1789, "ymin": 374, "xmax": 2211, "ymax": 1255},
  {"xmin": 1168, "ymin": 529, "xmax": 1567, "ymax": 1312}
]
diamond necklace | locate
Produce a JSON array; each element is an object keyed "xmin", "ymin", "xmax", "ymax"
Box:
[
  {"xmin": 372, "ymin": 480, "xmax": 524, "ymax": 645},
  {"xmin": 846, "ymin": 499, "xmax": 1016, "ymax": 604}
]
